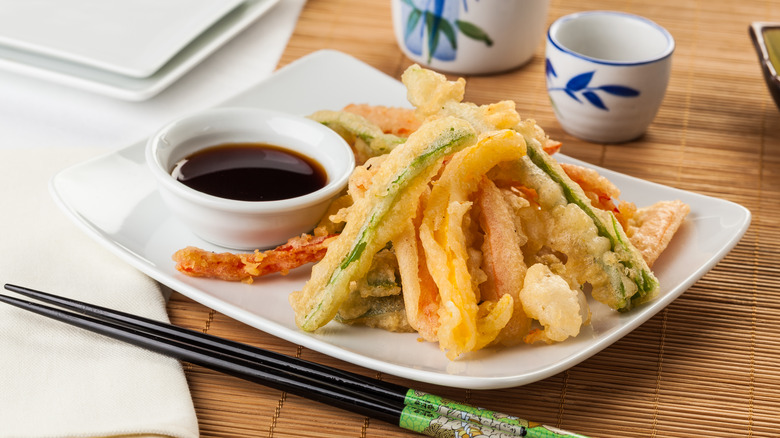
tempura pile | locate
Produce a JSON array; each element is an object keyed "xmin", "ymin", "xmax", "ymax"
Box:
[{"xmin": 173, "ymin": 65, "xmax": 689, "ymax": 360}]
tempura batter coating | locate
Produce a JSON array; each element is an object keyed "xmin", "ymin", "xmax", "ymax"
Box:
[
  {"xmin": 560, "ymin": 162, "xmax": 635, "ymax": 229},
  {"xmin": 419, "ymin": 130, "xmax": 526, "ymax": 358},
  {"xmin": 290, "ymin": 117, "xmax": 477, "ymax": 332},
  {"xmin": 520, "ymin": 264, "xmax": 591, "ymax": 344},
  {"xmin": 394, "ymin": 188, "xmax": 441, "ymax": 342},
  {"xmin": 477, "ymin": 177, "xmax": 531, "ymax": 346},
  {"xmin": 627, "ymin": 200, "xmax": 690, "ymax": 267},
  {"xmin": 342, "ymin": 104, "xmax": 422, "ymax": 137},
  {"xmin": 172, "ymin": 234, "xmax": 335, "ymax": 283},
  {"xmin": 308, "ymin": 110, "xmax": 406, "ymax": 163}
]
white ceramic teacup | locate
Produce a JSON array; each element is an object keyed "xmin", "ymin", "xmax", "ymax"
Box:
[
  {"xmin": 545, "ymin": 11, "xmax": 674, "ymax": 143},
  {"xmin": 392, "ymin": 0, "xmax": 550, "ymax": 75}
]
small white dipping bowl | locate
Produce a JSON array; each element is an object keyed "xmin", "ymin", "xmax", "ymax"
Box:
[{"xmin": 146, "ymin": 107, "xmax": 354, "ymax": 250}]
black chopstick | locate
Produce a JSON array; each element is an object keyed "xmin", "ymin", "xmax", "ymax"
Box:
[
  {"xmin": 1, "ymin": 285, "xmax": 398, "ymax": 423},
  {"xmin": 1, "ymin": 283, "xmax": 588, "ymax": 438},
  {"xmin": 2, "ymin": 283, "xmax": 403, "ymax": 409}
]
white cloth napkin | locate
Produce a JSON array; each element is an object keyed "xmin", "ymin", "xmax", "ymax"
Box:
[
  {"xmin": 0, "ymin": 0, "xmax": 306, "ymax": 434},
  {"xmin": 0, "ymin": 148, "xmax": 200, "ymax": 438}
]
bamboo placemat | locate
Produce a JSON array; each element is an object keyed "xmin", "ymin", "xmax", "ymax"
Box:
[{"xmin": 166, "ymin": 0, "xmax": 780, "ymax": 436}]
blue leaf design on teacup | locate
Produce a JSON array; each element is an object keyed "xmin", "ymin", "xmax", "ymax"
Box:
[
  {"xmin": 564, "ymin": 89, "xmax": 581, "ymax": 103},
  {"xmin": 566, "ymin": 71, "xmax": 595, "ymax": 92},
  {"xmin": 583, "ymin": 91, "xmax": 606, "ymax": 110},
  {"xmin": 400, "ymin": 0, "xmax": 493, "ymax": 63},
  {"xmin": 545, "ymin": 58, "xmax": 557, "ymax": 78},
  {"xmin": 600, "ymin": 85, "xmax": 640, "ymax": 97},
  {"xmin": 546, "ymin": 60, "xmax": 640, "ymax": 111}
]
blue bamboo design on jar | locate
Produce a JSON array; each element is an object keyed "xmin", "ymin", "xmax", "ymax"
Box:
[{"xmin": 400, "ymin": 0, "xmax": 493, "ymax": 63}]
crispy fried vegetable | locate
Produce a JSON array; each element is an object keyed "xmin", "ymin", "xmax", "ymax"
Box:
[
  {"xmin": 393, "ymin": 188, "xmax": 441, "ymax": 342},
  {"xmin": 419, "ymin": 130, "xmax": 526, "ymax": 358},
  {"xmin": 404, "ymin": 65, "xmax": 520, "ymax": 132},
  {"xmin": 308, "ymin": 110, "xmax": 407, "ymax": 163},
  {"xmin": 353, "ymin": 247, "xmax": 402, "ymax": 298},
  {"xmin": 476, "ymin": 177, "xmax": 531, "ymax": 346},
  {"xmin": 404, "ymin": 65, "xmax": 562, "ymax": 154},
  {"xmin": 335, "ymin": 248, "xmax": 410, "ymax": 332},
  {"xmin": 335, "ymin": 294, "xmax": 412, "ymax": 332},
  {"xmin": 522, "ymin": 137, "xmax": 659, "ymax": 311},
  {"xmin": 520, "ymin": 264, "xmax": 591, "ymax": 344},
  {"xmin": 290, "ymin": 117, "xmax": 477, "ymax": 332},
  {"xmin": 402, "ymin": 64, "xmax": 466, "ymax": 118}
]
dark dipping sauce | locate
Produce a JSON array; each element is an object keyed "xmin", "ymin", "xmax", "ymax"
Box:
[{"xmin": 171, "ymin": 142, "xmax": 327, "ymax": 202}]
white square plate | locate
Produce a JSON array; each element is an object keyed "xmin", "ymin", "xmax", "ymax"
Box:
[
  {"xmin": 0, "ymin": 0, "xmax": 244, "ymax": 78},
  {"xmin": 50, "ymin": 50, "xmax": 751, "ymax": 389},
  {"xmin": 0, "ymin": 0, "xmax": 279, "ymax": 101}
]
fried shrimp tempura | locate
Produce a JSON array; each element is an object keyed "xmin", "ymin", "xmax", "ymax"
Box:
[
  {"xmin": 342, "ymin": 104, "xmax": 422, "ymax": 137},
  {"xmin": 560, "ymin": 162, "xmax": 636, "ymax": 229},
  {"xmin": 173, "ymin": 234, "xmax": 337, "ymax": 283},
  {"xmin": 627, "ymin": 200, "xmax": 690, "ymax": 267}
]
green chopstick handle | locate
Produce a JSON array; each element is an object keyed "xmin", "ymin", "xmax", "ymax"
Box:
[{"xmin": 400, "ymin": 389, "xmax": 590, "ymax": 438}]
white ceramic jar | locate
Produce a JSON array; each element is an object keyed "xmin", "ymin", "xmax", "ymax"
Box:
[{"xmin": 392, "ymin": 0, "xmax": 550, "ymax": 75}]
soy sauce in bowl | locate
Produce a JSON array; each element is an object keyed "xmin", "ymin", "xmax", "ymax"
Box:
[
  {"xmin": 171, "ymin": 143, "xmax": 327, "ymax": 202},
  {"xmin": 146, "ymin": 107, "xmax": 354, "ymax": 249}
]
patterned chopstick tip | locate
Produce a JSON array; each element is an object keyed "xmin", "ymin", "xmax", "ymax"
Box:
[{"xmin": 400, "ymin": 389, "xmax": 590, "ymax": 438}]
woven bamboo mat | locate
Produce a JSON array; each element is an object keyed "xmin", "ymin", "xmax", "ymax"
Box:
[{"xmin": 166, "ymin": 0, "xmax": 780, "ymax": 436}]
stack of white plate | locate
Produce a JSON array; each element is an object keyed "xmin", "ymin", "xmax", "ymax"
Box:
[{"xmin": 0, "ymin": 0, "xmax": 280, "ymax": 100}]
